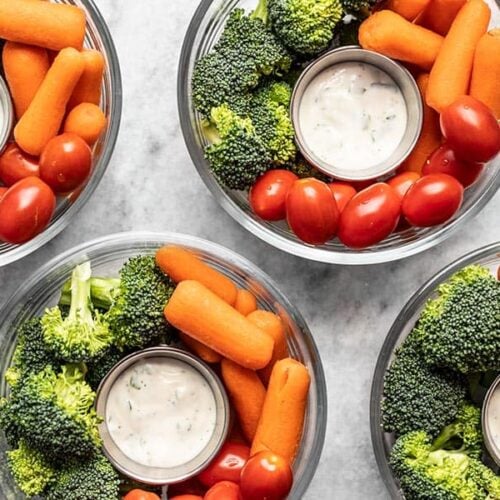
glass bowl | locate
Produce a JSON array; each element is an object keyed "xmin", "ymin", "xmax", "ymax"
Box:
[
  {"xmin": 0, "ymin": 0, "xmax": 122, "ymax": 267},
  {"xmin": 0, "ymin": 231, "xmax": 327, "ymax": 499},
  {"xmin": 178, "ymin": 0, "xmax": 500, "ymax": 265},
  {"xmin": 370, "ymin": 242, "xmax": 500, "ymax": 498}
]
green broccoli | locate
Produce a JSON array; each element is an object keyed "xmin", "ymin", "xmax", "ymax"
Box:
[
  {"xmin": 268, "ymin": 0, "xmax": 343, "ymax": 57},
  {"xmin": 390, "ymin": 430, "xmax": 500, "ymax": 499},
  {"xmin": 85, "ymin": 346, "xmax": 125, "ymax": 390},
  {"xmin": 2, "ymin": 364, "xmax": 101, "ymax": 461},
  {"xmin": 382, "ymin": 332, "xmax": 468, "ymax": 438},
  {"xmin": 284, "ymin": 156, "xmax": 331, "ymax": 181},
  {"xmin": 414, "ymin": 265, "xmax": 500, "ymax": 374},
  {"xmin": 106, "ymin": 255, "xmax": 175, "ymax": 349},
  {"xmin": 42, "ymin": 262, "xmax": 113, "ymax": 363},
  {"xmin": 59, "ymin": 277, "xmax": 121, "ymax": 311},
  {"xmin": 7, "ymin": 439, "xmax": 56, "ymax": 497},
  {"xmin": 192, "ymin": 4, "xmax": 291, "ymax": 117},
  {"xmin": 341, "ymin": 0, "xmax": 377, "ymax": 15},
  {"xmin": 45, "ymin": 453, "xmax": 120, "ymax": 500}
]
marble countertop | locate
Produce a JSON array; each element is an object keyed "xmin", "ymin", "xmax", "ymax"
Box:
[{"xmin": 1, "ymin": 1, "xmax": 499, "ymax": 498}]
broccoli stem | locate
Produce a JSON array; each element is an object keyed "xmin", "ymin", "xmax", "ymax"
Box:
[
  {"xmin": 252, "ymin": 0, "xmax": 268, "ymax": 24},
  {"xmin": 67, "ymin": 264, "xmax": 94, "ymax": 326},
  {"xmin": 430, "ymin": 423, "xmax": 464, "ymax": 453},
  {"xmin": 59, "ymin": 277, "xmax": 121, "ymax": 310}
]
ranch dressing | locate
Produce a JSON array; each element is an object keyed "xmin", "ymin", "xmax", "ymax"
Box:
[
  {"xmin": 486, "ymin": 384, "xmax": 500, "ymax": 458},
  {"xmin": 106, "ymin": 357, "xmax": 217, "ymax": 468},
  {"xmin": 299, "ymin": 61, "xmax": 407, "ymax": 171}
]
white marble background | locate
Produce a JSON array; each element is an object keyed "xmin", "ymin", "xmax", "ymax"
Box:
[{"xmin": 1, "ymin": 1, "xmax": 499, "ymax": 498}]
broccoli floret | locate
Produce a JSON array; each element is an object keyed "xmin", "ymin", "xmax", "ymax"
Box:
[
  {"xmin": 192, "ymin": 4, "xmax": 291, "ymax": 117},
  {"xmin": 7, "ymin": 439, "xmax": 56, "ymax": 497},
  {"xmin": 42, "ymin": 263, "xmax": 113, "ymax": 363},
  {"xmin": 46, "ymin": 453, "xmax": 120, "ymax": 500},
  {"xmin": 85, "ymin": 346, "xmax": 125, "ymax": 390},
  {"xmin": 204, "ymin": 104, "xmax": 271, "ymax": 190},
  {"xmin": 414, "ymin": 265, "xmax": 500, "ymax": 374},
  {"xmin": 268, "ymin": 0, "xmax": 343, "ymax": 57},
  {"xmin": 59, "ymin": 277, "xmax": 121, "ymax": 311},
  {"xmin": 3, "ymin": 364, "xmax": 101, "ymax": 461},
  {"xmin": 390, "ymin": 430, "xmax": 500, "ymax": 499},
  {"xmin": 107, "ymin": 255, "xmax": 175, "ymax": 350},
  {"xmin": 284, "ymin": 156, "xmax": 331, "ymax": 181},
  {"xmin": 382, "ymin": 332, "xmax": 467, "ymax": 438},
  {"xmin": 0, "ymin": 397, "xmax": 22, "ymax": 447}
]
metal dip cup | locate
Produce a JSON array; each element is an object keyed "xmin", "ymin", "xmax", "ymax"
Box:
[
  {"xmin": 0, "ymin": 74, "xmax": 13, "ymax": 152},
  {"xmin": 482, "ymin": 374, "xmax": 500, "ymax": 466}
]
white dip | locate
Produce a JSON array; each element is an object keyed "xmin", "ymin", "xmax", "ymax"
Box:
[
  {"xmin": 106, "ymin": 357, "xmax": 217, "ymax": 468},
  {"xmin": 486, "ymin": 384, "xmax": 500, "ymax": 457},
  {"xmin": 298, "ymin": 61, "xmax": 408, "ymax": 171}
]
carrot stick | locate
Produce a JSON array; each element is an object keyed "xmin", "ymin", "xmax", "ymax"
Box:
[
  {"xmin": 0, "ymin": 0, "xmax": 85, "ymax": 51},
  {"xmin": 399, "ymin": 74, "xmax": 442, "ymax": 174},
  {"xmin": 418, "ymin": 0, "xmax": 466, "ymax": 35},
  {"xmin": 2, "ymin": 42, "xmax": 49, "ymax": 119},
  {"xmin": 251, "ymin": 358, "xmax": 310, "ymax": 462},
  {"xmin": 156, "ymin": 246, "xmax": 238, "ymax": 306},
  {"xmin": 221, "ymin": 358, "xmax": 266, "ymax": 442},
  {"xmin": 234, "ymin": 289, "xmax": 258, "ymax": 316},
  {"xmin": 180, "ymin": 332, "xmax": 222, "ymax": 364},
  {"xmin": 63, "ymin": 103, "xmax": 107, "ymax": 146},
  {"xmin": 470, "ymin": 30, "xmax": 500, "ymax": 119},
  {"xmin": 68, "ymin": 50, "xmax": 105, "ymax": 109},
  {"xmin": 426, "ymin": 0, "xmax": 491, "ymax": 113},
  {"xmin": 386, "ymin": 0, "xmax": 431, "ymax": 20},
  {"xmin": 247, "ymin": 310, "xmax": 289, "ymax": 385},
  {"xmin": 359, "ymin": 10, "xmax": 443, "ymax": 70},
  {"xmin": 164, "ymin": 281, "xmax": 274, "ymax": 370}
]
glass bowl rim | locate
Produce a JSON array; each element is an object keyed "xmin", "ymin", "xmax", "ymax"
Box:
[
  {"xmin": 0, "ymin": 0, "xmax": 123, "ymax": 267},
  {"xmin": 177, "ymin": 0, "xmax": 500, "ymax": 265},
  {"xmin": 369, "ymin": 241, "xmax": 500, "ymax": 498}
]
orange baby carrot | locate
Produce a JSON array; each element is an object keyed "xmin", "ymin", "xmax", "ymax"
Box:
[
  {"xmin": 2, "ymin": 42, "xmax": 49, "ymax": 119},
  {"xmin": 63, "ymin": 103, "xmax": 107, "ymax": 146},
  {"xmin": 418, "ymin": 0, "xmax": 466, "ymax": 35},
  {"xmin": 221, "ymin": 358, "xmax": 267, "ymax": 442},
  {"xmin": 180, "ymin": 332, "xmax": 222, "ymax": 364},
  {"xmin": 426, "ymin": 0, "xmax": 491, "ymax": 113},
  {"xmin": 399, "ymin": 74, "xmax": 442, "ymax": 174},
  {"xmin": 0, "ymin": 0, "xmax": 85, "ymax": 51},
  {"xmin": 68, "ymin": 50, "xmax": 105, "ymax": 109},
  {"xmin": 251, "ymin": 358, "xmax": 310, "ymax": 462},
  {"xmin": 386, "ymin": 0, "xmax": 431, "ymax": 20},
  {"xmin": 470, "ymin": 30, "xmax": 500, "ymax": 119},
  {"xmin": 156, "ymin": 246, "xmax": 238, "ymax": 306},
  {"xmin": 164, "ymin": 281, "xmax": 274, "ymax": 370},
  {"xmin": 234, "ymin": 289, "xmax": 258, "ymax": 316},
  {"xmin": 14, "ymin": 48, "xmax": 84, "ymax": 156},
  {"xmin": 359, "ymin": 11, "xmax": 443, "ymax": 70},
  {"xmin": 247, "ymin": 310, "xmax": 289, "ymax": 385}
]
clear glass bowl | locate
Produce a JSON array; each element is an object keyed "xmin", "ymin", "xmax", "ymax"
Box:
[
  {"xmin": 0, "ymin": 231, "xmax": 327, "ymax": 499},
  {"xmin": 370, "ymin": 242, "xmax": 500, "ymax": 498},
  {"xmin": 0, "ymin": 0, "xmax": 122, "ymax": 267},
  {"xmin": 177, "ymin": 0, "xmax": 500, "ymax": 265}
]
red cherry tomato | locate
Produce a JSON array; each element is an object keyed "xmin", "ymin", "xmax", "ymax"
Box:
[
  {"xmin": 198, "ymin": 442, "xmax": 250, "ymax": 487},
  {"xmin": 286, "ymin": 178, "xmax": 340, "ymax": 245},
  {"xmin": 402, "ymin": 173, "xmax": 464, "ymax": 227},
  {"xmin": 338, "ymin": 183, "xmax": 401, "ymax": 249},
  {"xmin": 123, "ymin": 490, "xmax": 160, "ymax": 500},
  {"xmin": 170, "ymin": 496, "xmax": 203, "ymax": 500},
  {"xmin": 0, "ymin": 186, "xmax": 7, "ymax": 201},
  {"xmin": 204, "ymin": 481, "xmax": 240, "ymax": 500},
  {"xmin": 239, "ymin": 451, "xmax": 293, "ymax": 500},
  {"xmin": 39, "ymin": 133, "xmax": 92, "ymax": 193},
  {"xmin": 249, "ymin": 170, "xmax": 298, "ymax": 221},
  {"xmin": 440, "ymin": 96, "xmax": 500, "ymax": 163},
  {"xmin": 423, "ymin": 144, "xmax": 483, "ymax": 188},
  {"xmin": 328, "ymin": 182, "xmax": 357, "ymax": 213},
  {"xmin": 387, "ymin": 172, "xmax": 420, "ymax": 202},
  {"xmin": 0, "ymin": 142, "xmax": 39, "ymax": 187},
  {"xmin": 0, "ymin": 177, "xmax": 56, "ymax": 244}
]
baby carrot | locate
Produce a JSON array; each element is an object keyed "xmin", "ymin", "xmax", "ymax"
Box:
[
  {"xmin": 399, "ymin": 74, "xmax": 442, "ymax": 174},
  {"xmin": 234, "ymin": 289, "xmax": 258, "ymax": 316},
  {"xmin": 221, "ymin": 358, "xmax": 267, "ymax": 442},
  {"xmin": 247, "ymin": 310, "xmax": 289, "ymax": 385},
  {"xmin": 63, "ymin": 103, "xmax": 107, "ymax": 146},
  {"xmin": 156, "ymin": 246, "xmax": 238, "ymax": 305},
  {"xmin": 164, "ymin": 281, "xmax": 274, "ymax": 370},
  {"xmin": 359, "ymin": 10, "xmax": 443, "ymax": 70},
  {"xmin": 2, "ymin": 42, "xmax": 49, "ymax": 119},
  {"xmin": 0, "ymin": 0, "xmax": 86, "ymax": 51},
  {"xmin": 68, "ymin": 50, "xmax": 105, "ymax": 109},
  {"xmin": 386, "ymin": 0, "xmax": 431, "ymax": 20},
  {"xmin": 180, "ymin": 332, "xmax": 222, "ymax": 364},
  {"xmin": 14, "ymin": 48, "xmax": 84, "ymax": 156},
  {"xmin": 251, "ymin": 358, "xmax": 310, "ymax": 462},
  {"xmin": 418, "ymin": 0, "xmax": 466, "ymax": 35},
  {"xmin": 426, "ymin": 0, "xmax": 491, "ymax": 113},
  {"xmin": 470, "ymin": 30, "xmax": 500, "ymax": 119}
]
